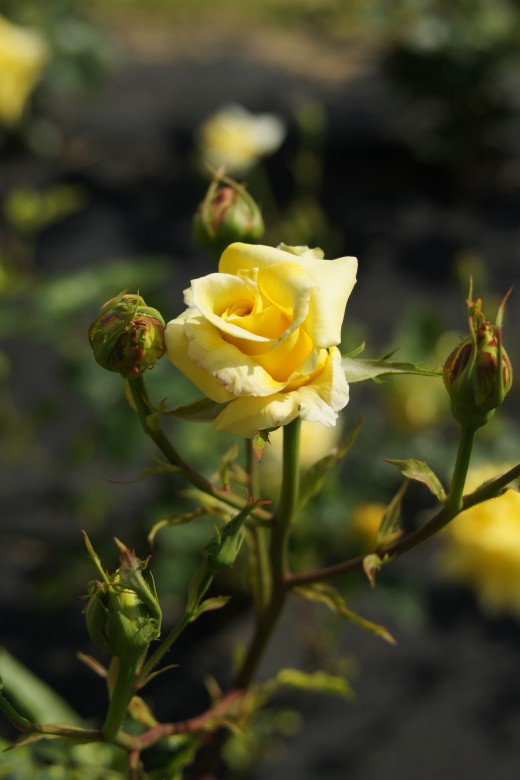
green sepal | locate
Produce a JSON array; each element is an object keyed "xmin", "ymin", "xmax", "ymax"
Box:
[
  {"xmin": 384, "ymin": 458, "xmax": 447, "ymax": 502},
  {"xmin": 252, "ymin": 429, "xmax": 271, "ymax": 462},
  {"xmin": 295, "ymin": 582, "xmax": 395, "ymax": 645},
  {"xmin": 159, "ymin": 396, "xmax": 228, "ymax": 422},
  {"xmin": 343, "ymin": 356, "xmax": 442, "ymax": 383}
]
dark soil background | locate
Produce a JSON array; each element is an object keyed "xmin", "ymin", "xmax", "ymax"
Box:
[{"xmin": 1, "ymin": 18, "xmax": 520, "ymax": 779}]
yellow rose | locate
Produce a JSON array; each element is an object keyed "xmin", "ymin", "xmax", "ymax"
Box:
[
  {"xmin": 165, "ymin": 242, "xmax": 357, "ymax": 437},
  {"xmin": 440, "ymin": 489, "xmax": 520, "ymax": 617},
  {"xmin": 0, "ymin": 15, "xmax": 48, "ymax": 126}
]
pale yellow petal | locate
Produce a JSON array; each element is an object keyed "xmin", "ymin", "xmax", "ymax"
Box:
[
  {"xmin": 220, "ymin": 242, "xmax": 301, "ymax": 275},
  {"xmin": 183, "ymin": 315, "xmax": 285, "ymax": 397},
  {"xmin": 220, "ymin": 243, "xmax": 358, "ymax": 347},
  {"xmin": 303, "ymin": 256, "xmax": 357, "ymax": 347},
  {"xmin": 164, "ymin": 312, "xmax": 234, "ymax": 403},
  {"xmin": 214, "ymin": 393, "xmax": 301, "ymax": 437},
  {"xmin": 257, "ymin": 261, "xmax": 312, "ymax": 338},
  {"xmin": 213, "ymin": 346, "xmax": 349, "ymax": 437},
  {"xmin": 190, "ymin": 273, "xmax": 269, "ymax": 343}
]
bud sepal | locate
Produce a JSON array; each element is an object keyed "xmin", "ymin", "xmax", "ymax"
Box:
[
  {"xmin": 83, "ymin": 534, "xmax": 162, "ymax": 662},
  {"xmin": 192, "ymin": 172, "xmax": 264, "ymax": 255},
  {"xmin": 443, "ymin": 285, "xmax": 513, "ymax": 430},
  {"xmin": 88, "ymin": 292, "xmax": 165, "ymax": 378}
]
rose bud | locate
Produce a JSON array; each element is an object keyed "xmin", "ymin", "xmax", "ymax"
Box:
[
  {"xmin": 83, "ymin": 536, "xmax": 162, "ymax": 661},
  {"xmin": 88, "ymin": 292, "xmax": 165, "ymax": 378},
  {"xmin": 192, "ymin": 175, "xmax": 264, "ymax": 254},
  {"xmin": 443, "ymin": 288, "xmax": 513, "ymax": 429}
]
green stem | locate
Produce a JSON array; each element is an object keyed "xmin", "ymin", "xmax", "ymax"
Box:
[
  {"xmin": 445, "ymin": 425, "xmax": 476, "ymax": 513},
  {"xmin": 101, "ymin": 656, "xmax": 140, "ymax": 742},
  {"xmin": 138, "ymin": 614, "xmax": 191, "ymax": 686},
  {"xmin": 247, "ymin": 440, "xmax": 272, "ymax": 612},
  {"xmin": 126, "ymin": 376, "xmax": 272, "ymax": 521},
  {"xmin": 236, "ymin": 417, "xmax": 301, "ymax": 689},
  {"xmin": 193, "ymin": 419, "xmax": 302, "ymax": 778},
  {"xmin": 286, "ymin": 463, "xmax": 520, "ymax": 590},
  {"xmin": 139, "ymin": 568, "xmax": 214, "ymax": 684}
]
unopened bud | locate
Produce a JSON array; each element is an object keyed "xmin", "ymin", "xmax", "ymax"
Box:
[
  {"xmin": 444, "ymin": 286, "xmax": 513, "ymax": 429},
  {"xmin": 192, "ymin": 175, "xmax": 264, "ymax": 254},
  {"xmin": 83, "ymin": 536, "xmax": 162, "ymax": 661},
  {"xmin": 88, "ymin": 292, "xmax": 165, "ymax": 378}
]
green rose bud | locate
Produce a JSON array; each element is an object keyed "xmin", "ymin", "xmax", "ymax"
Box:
[
  {"xmin": 192, "ymin": 174, "xmax": 264, "ymax": 255},
  {"xmin": 83, "ymin": 536, "xmax": 162, "ymax": 661},
  {"xmin": 88, "ymin": 292, "xmax": 165, "ymax": 378},
  {"xmin": 443, "ymin": 287, "xmax": 513, "ymax": 429}
]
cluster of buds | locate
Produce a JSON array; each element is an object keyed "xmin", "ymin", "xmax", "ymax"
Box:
[
  {"xmin": 192, "ymin": 173, "xmax": 264, "ymax": 254},
  {"xmin": 443, "ymin": 286, "xmax": 513, "ymax": 429},
  {"xmin": 83, "ymin": 536, "xmax": 162, "ymax": 661},
  {"xmin": 88, "ymin": 292, "xmax": 165, "ymax": 378}
]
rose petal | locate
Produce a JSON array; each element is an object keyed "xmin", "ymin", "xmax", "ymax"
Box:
[
  {"xmin": 191, "ymin": 273, "xmax": 269, "ymax": 343},
  {"xmin": 164, "ymin": 311, "xmax": 234, "ymax": 403},
  {"xmin": 220, "ymin": 243, "xmax": 358, "ymax": 347},
  {"xmin": 183, "ymin": 315, "xmax": 286, "ymax": 397},
  {"xmin": 213, "ymin": 346, "xmax": 349, "ymax": 437}
]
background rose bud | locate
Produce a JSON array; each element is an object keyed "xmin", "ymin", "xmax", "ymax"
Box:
[
  {"xmin": 192, "ymin": 177, "xmax": 264, "ymax": 254},
  {"xmin": 443, "ymin": 290, "xmax": 513, "ymax": 429},
  {"xmin": 88, "ymin": 292, "xmax": 165, "ymax": 378}
]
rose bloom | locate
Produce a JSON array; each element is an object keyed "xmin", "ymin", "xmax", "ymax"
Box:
[
  {"xmin": 0, "ymin": 15, "xmax": 48, "ymax": 126},
  {"xmin": 165, "ymin": 242, "xmax": 357, "ymax": 437},
  {"xmin": 440, "ymin": 488, "xmax": 520, "ymax": 617},
  {"xmin": 198, "ymin": 104, "xmax": 286, "ymax": 173}
]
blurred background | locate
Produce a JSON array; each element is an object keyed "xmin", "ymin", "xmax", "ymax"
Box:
[{"xmin": 1, "ymin": 1, "xmax": 520, "ymax": 778}]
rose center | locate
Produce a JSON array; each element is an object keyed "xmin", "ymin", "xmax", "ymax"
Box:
[{"xmin": 225, "ymin": 301, "xmax": 253, "ymax": 318}]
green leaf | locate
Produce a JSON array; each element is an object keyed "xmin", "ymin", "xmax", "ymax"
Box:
[
  {"xmin": 362, "ymin": 554, "xmax": 383, "ymax": 589},
  {"xmin": 148, "ymin": 507, "xmax": 210, "ymax": 545},
  {"xmin": 298, "ymin": 417, "xmax": 364, "ymax": 508},
  {"xmin": 384, "ymin": 458, "xmax": 447, "ymax": 502},
  {"xmin": 295, "ymin": 583, "xmax": 396, "ymax": 645},
  {"xmin": 275, "ymin": 668, "xmax": 353, "ymax": 698},
  {"xmin": 195, "ymin": 595, "xmax": 231, "ymax": 617},
  {"xmin": 377, "ymin": 480, "xmax": 408, "ymax": 546},
  {"xmin": 217, "ymin": 442, "xmax": 240, "ymax": 490},
  {"xmin": 160, "ymin": 396, "xmax": 228, "ymax": 422},
  {"xmin": 252, "ymin": 430, "xmax": 271, "ymax": 462},
  {"xmin": 342, "ymin": 356, "xmax": 442, "ymax": 383},
  {"xmin": 0, "ymin": 649, "xmax": 81, "ymax": 726}
]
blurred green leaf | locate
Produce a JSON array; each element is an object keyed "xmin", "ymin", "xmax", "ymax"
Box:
[
  {"xmin": 275, "ymin": 668, "xmax": 353, "ymax": 698},
  {"xmin": 295, "ymin": 583, "xmax": 395, "ymax": 644},
  {"xmin": 0, "ymin": 648, "xmax": 81, "ymax": 725}
]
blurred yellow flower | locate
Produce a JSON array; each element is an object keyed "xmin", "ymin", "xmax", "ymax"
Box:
[
  {"xmin": 0, "ymin": 15, "xmax": 48, "ymax": 126},
  {"xmin": 440, "ymin": 489, "xmax": 520, "ymax": 617},
  {"xmin": 198, "ymin": 104, "xmax": 286, "ymax": 173},
  {"xmin": 350, "ymin": 503, "xmax": 386, "ymax": 550},
  {"xmin": 258, "ymin": 420, "xmax": 342, "ymax": 499}
]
